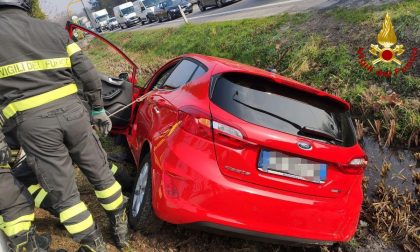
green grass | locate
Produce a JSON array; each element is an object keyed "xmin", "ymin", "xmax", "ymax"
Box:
[{"xmin": 85, "ymin": 0, "xmax": 420, "ymax": 147}]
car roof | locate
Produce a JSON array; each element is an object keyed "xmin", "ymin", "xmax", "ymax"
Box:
[{"xmin": 184, "ymin": 53, "xmax": 350, "ymax": 110}]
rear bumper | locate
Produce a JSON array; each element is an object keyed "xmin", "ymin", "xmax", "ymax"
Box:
[
  {"xmin": 127, "ymin": 18, "xmax": 140, "ymax": 26},
  {"xmin": 151, "ymin": 131, "xmax": 363, "ymax": 244},
  {"xmin": 186, "ymin": 222, "xmax": 332, "ymax": 245}
]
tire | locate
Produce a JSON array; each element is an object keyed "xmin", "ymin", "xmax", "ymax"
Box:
[
  {"xmin": 158, "ymin": 16, "xmax": 162, "ymax": 23},
  {"xmin": 198, "ymin": 1, "xmax": 206, "ymax": 12},
  {"xmin": 216, "ymin": 0, "xmax": 223, "ymax": 8},
  {"xmin": 128, "ymin": 153, "xmax": 163, "ymax": 234},
  {"xmin": 147, "ymin": 16, "xmax": 151, "ymax": 24},
  {"xmin": 168, "ymin": 12, "xmax": 172, "ymax": 21}
]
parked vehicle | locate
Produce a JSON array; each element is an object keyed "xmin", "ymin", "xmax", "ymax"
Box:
[
  {"xmin": 108, "ymin": 17, "xmax": 120, "ymax": 30},
  {"xmin": 67, "ymin": 23, "xmax": 367, "ymax": 246},
  {"xmin": 133, "ymin": 0, "xmax": 159, "ymax": 23},
  {"xmin": 155, "ymin": 0, "xmax": 193, "ymax": 22},
  {"xmin": 92, "ymin": 9, "xmax": 110, "ymax": 32},
  {"xmin": 197, "ymin": 0, "xmax": 240, "ymax": 12},
  {"xmin": 113, "ymin": 2, "xmax": 141, "ymax": 29}
]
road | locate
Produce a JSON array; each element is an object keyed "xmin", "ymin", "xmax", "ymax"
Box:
[{"xmin": 119, "ymin": 0, "xmax": 335, "ymax": 32}]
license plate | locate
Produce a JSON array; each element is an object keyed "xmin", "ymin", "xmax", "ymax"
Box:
[{"xmin": 258, "ymin": 149, "xmax": 327, "ymax": 183}]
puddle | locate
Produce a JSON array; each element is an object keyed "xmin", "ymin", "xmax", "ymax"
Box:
[{"xmin": 361, "ymin": 136, "xmax": 419, "ymax": 197}]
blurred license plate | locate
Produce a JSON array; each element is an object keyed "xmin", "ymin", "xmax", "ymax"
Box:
[{"xmin": 258, "ymin": 149, "xmax": 327, "ymax": 183}]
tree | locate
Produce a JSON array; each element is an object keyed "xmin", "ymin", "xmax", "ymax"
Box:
[{"xmin": 30, "ymin": 0, "xmax": 46, "ymax": 19}]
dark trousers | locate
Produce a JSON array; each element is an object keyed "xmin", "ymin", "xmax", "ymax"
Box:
[
  {"xmin": 0, "ymin": 170, "xmax": 34, "ymax": 238},
  {"xmin": 14, "ymin": 95, "xmax": 123, "ymax": 242}
]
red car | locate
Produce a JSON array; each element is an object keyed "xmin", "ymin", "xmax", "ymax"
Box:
[{"xmin": 68, "ymin": 23, "xmax": 367, "ymax": 245}]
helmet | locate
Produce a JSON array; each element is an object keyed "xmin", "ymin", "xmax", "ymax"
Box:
[{"xmin": 0, "ymin": 0, "xmax": 32, "ymax": 12}]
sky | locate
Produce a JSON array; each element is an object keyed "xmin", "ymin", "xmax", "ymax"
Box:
[{"xmin": 40, "ymin": 0, "xmax": 90, "ymax": 18}]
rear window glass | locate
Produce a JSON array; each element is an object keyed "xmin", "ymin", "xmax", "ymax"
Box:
[{"xmin": 211, "ymin": 73, "xmax": 356, "ymax": 147}]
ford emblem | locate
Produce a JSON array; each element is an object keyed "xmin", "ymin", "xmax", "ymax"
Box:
[{"xmin": 298, "ymin": 142, "xmax": 312, "ymax": 150}]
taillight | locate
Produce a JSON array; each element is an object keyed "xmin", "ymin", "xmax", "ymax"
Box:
[
  {"xmin": 178, "ymin": 106, "xmax": 253, "ymax": 149},
  {"xmin": 178, "ymin": 107, "xmax": 212, "ymax": 141},
  {"xmin": 340, "ymin": 157, "xmax": 368, "ymax": 174},
  {"xmin": 348, "ymin": 157, "xmax": 368, "ymax": 167},
  {"xmin": 212, "ymin": 121, "xmax": 247, "ymax": 149}
]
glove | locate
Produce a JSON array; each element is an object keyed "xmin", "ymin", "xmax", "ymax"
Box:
[
  {"xmin": 91, "ymin": 108, "xmax": 112, "ymax": 136},
  {"xmin": 0, "ymin": 138, "xmax": 11, "ymax": 167}
]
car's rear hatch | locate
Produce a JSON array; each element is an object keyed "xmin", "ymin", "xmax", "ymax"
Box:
[{"xmin": 208, "ymin": 72, "xmax": 366, "ymax": 198}]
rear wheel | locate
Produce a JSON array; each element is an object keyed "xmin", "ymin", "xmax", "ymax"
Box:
[
  {"xmin": 158, "ymin": 16, "xmax": 162, "ymax": 23},
  {"xmin": 128, "ymin": 153, "xmax": 163, "ymax": 234},
  {"xmin": 216, "ymin": 0, "xmax": 223, "ymax": 8},
  {"xmin": 198, "ymin": 1, "xmax": 206, "ymax": 11}
]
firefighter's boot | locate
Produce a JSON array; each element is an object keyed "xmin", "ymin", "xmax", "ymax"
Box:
[
  {"xmin": 77, "ymin": 228, "xmax": 106, "ymax": 252},
  {"xmin": 107, "ymin": 197, "xmax": 130, "ymax": 249},
  {"xmin": 8, "ymin": 227, "xmax": 51, "ymax": 252}
]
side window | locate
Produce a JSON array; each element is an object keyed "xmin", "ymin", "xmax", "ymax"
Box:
[
  {"xmin": 152, "ymin": 64, "xmax": 176, "ymax": 90},
  {"xmin": 190, "ymin": 66, "xmax": 206, "ymax": 82},
  {"xmin": 163, "ymin": 59, "xmax": 207, "ymax": 89}
]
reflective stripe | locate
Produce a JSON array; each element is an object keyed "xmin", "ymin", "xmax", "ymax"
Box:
[
  {"xmin": 28, "ymin": 184, "xmax": 42, "ymax": 195},
  {"xmin": 101, "ymin": 194, "xmax": 124, "ymax": 211},
  {"xmin": 2, "ymin": 222, "xmax": 31, "ymax": 237},
  {"xmin": 67, "ymin": 43, "xmax": 81, "ymax": 57},
  {"xmin": 2, "ymin": 83, "xmax": 78, "ymax": 119},
  {"xmin": 0, "ymin": 164, "xmax": 11, "ymax": 169},
  {"xmin": 64, "ymin": 214, "xmax": 94, "ymax": 234},
  {"xmin": 0, "ymin": 57, "xmax": 71, "ymax": 79},
  {"xmin": 95, "ymin": 182, "xmax": 121, "ymax": 199},
  {"xmin": 111, "ymin": 164, "xmax": 118, "ymax": 175},
  {"xmin": 34, "ymin": 189, "xmax": 48, "ymax": 208},
  {"xmin": 1, "ymin": 214, "xmax": 34, "ymax": 237},
  {"xmin": 60, "ymin": 202, "xmax": 88, "ymax": 223}
]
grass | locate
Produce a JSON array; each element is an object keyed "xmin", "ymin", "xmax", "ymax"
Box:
[{"xmin": 84, "ymin": 0, "xmax": 419, "ymax": 148}]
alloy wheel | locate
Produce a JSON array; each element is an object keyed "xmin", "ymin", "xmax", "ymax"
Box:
[{"xmin": 131, "ymin": 162, "xmax": 150, "ymax": 218}]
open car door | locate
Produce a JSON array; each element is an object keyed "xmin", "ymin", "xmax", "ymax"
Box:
[{"xmin": 66, "ymin": 22, "xmax": 142, "ymax": 136}]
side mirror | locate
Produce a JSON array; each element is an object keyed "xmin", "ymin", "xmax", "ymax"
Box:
[
  {"xmin": 141, "ymin": 6, "xmax": 146, "ymax": 11},
  {"xmin": 119, "ymin": 72, "xmax": 129, "ymax": 80}
]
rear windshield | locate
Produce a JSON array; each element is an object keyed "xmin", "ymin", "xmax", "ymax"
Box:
[{"xmin": 211, "ymin": 73, "xmax": 356, "ymax": 147}]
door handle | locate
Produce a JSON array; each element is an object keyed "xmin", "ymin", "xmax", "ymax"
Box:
[{"xmin": 153, "ymin": 106, "xmax": 160, "ymax": 114}]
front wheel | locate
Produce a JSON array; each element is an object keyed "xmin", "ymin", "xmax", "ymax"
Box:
[
  {"xmin": 216, "ymin": 0, "xmax": 223, "ymax": 8},
  {"xmin": 128, "ymin": 153, "xmax": 163, "ymax": 234}
]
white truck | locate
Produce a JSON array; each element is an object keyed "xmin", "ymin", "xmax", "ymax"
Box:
[
  {"xmin": 133, "ymin": 0, "xmax": 159, "ymax": 24},
  {"xmin": 113, "ymin": 2, "xmax": 141, "ymax": 29},
  {"xmin": 92, "ymin": 9, "xmax": 110, "ymax": 33}
]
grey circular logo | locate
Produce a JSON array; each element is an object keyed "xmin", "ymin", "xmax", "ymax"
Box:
[{"xmin": 298, "ymin": 142, "xmax": 312, "ymax": 150}]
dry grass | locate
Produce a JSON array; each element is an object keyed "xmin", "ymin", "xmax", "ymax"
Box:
[{"xmin": 363, "ymin": 162, "xmax": 420, "ymax": 251}]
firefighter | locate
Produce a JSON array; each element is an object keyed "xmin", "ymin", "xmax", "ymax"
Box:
[
  {"xmin": 4, "ymin": 120, "xmax": 134, "ymax": 217},
  {"xmin": 0, "ymin": 0, "xmax": 129, "ymax": 251},
  {"xmin": 0, "ymin": 135, "xmax": 51, "ymax": 251}
]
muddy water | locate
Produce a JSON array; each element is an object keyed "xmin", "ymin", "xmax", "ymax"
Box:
[{"xmin": 362, "ymin": 136, "xmax": 419, "ymax": 197}]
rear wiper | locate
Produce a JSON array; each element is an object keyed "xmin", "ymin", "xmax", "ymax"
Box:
[
  {"xmin": 298, "ymin": 127, "xmax": 343, "ymax": 143},
  {"xmin": 232, "ymin": 92, "xmax": 302, "ymax": 131}
]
